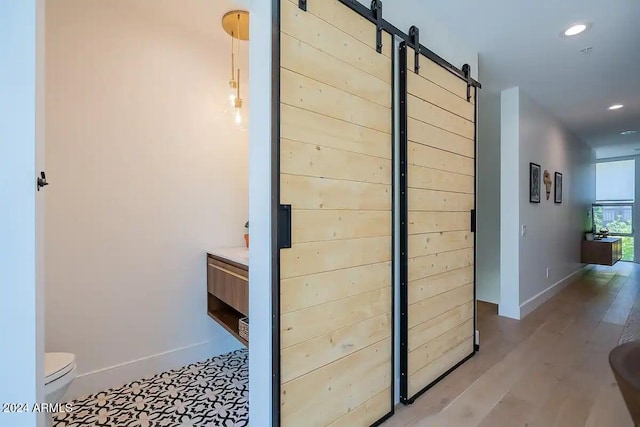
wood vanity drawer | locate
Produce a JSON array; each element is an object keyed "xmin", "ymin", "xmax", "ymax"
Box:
[{"xmin": 207, "ymin": 256, "xmax": 248, "ymax": 315}]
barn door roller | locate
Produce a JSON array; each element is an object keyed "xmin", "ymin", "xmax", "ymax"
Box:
[
  {"xmin": 371, "ymin": 0, "xmax": 383, "ymax": 53},
  {"xmin": 409, "ymin": 25, "xmax": 420, "ymax": 73},
  {"xmin": 462, "ymin": 63, "xmax": 472, "ymax": 102}
]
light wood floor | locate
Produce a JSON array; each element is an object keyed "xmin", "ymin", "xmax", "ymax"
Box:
[{"xmin": 384, "ymin": 262, "xmax": 638, "ymax": 427}]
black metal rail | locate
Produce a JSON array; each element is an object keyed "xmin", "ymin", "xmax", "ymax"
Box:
[
  {"xmin": 398, "ymin": 41, "xmax": 410, "ymax": 405},
  {"xmin": 270, "ymin": 0, "xmax": 282, "ymax": 425}
]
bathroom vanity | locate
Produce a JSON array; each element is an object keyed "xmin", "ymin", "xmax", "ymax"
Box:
[{"xmin": 207, "ymin": 247, "xmax": 248, "ymax": 346}]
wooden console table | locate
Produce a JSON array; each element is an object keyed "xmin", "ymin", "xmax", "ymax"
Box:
[
  {"xmin": 581, "ymin": 237, "xmax": 622, "ymax": 266},
  {"xmin": 207, "ymin": 248, "xmax": 248, "ymax": 346}
]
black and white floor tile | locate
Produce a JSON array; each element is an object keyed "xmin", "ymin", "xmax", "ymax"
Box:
[{"xmin": 52, "ymin": 349, "xmax": 248, "ymax": 427}]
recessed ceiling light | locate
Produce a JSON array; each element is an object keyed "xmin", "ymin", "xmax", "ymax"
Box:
[
  {"xmin": 622, "ymin": 130, "xmax": 638, "ymax": 135},
  {"xmin": 564, "ymin": 24, "xmax": 588, "ymax": 36},
  {"xmin": 608, "ymin": 104, "xmax": 624, "ymax": 110}
]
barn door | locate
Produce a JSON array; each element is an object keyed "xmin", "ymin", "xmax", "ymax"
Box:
[
  {"xmin": 276, "ymin": 0, "xmax": 394, "ymax": 425},
  {"xmin": 399, "ymin": 41, "xmax": 477, "ymax": 403}
]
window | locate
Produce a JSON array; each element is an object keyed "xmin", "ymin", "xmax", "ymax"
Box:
[
  {"xmin": 596, "ymin": 160, "xmax": 634, "ymax": 202},
  {"xmin": 595, "ymin": 159, "xmax": 635, "ymax": 261},
  {"xmin": 592, "ymin": 204, "xmax": 634, "ymax": 261}
]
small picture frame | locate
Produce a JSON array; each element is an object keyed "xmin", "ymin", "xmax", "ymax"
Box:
[
  {"xmin": 554, "ymin": 172, "xmax": 563, "ymax": 204},
  {"xmin": 530, "ymin": 163, "xmax": 541, "ymax": 203}
]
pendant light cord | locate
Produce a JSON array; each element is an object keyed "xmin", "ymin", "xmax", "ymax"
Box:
[
  {"xmin": 236, "ymin": 13, "xmax": 241, "ymax": 101},
  {"xmin": 230, "ymin": 27, "xmax": 235, "ymax": 82}
]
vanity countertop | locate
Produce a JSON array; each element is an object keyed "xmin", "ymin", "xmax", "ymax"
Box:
[{"xmin": 208, "ymin": 246, "xmax": 249, "ymax": 267}]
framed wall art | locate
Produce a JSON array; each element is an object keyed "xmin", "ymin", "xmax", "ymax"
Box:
[
  {"xmin": 530, "ymin": 163, "xmax": 541, "ymax": 203},
  {"xmin": 554, "ymin": 172, "xmax": 563, "ymax": 204}
]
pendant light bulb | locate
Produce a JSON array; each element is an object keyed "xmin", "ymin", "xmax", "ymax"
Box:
[
  {"xmin": 234, "ymin": 97, "xmax": 243, "ymax": 125},
  {"xmin": 228, "ymin": 80, "xmax": 237, "ymax": 106}
]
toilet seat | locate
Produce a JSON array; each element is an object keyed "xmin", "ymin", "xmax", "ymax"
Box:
[{"xmin": 45, "ymin": 353, "xmax": 75, "ymax": 385}]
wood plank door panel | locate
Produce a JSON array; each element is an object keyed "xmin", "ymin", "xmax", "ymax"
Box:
[
  {"xmin": 400, "ymin": 42, "xmax": 477, "ymax": 402},
  {"xmin": 278, "ymin": 1, "xmax": 394, "ymax": 426}
]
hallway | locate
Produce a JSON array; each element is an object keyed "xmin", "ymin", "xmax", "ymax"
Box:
[{"xmin": 386, "ymin": 263, "xmax": 638, "ymax": 426}]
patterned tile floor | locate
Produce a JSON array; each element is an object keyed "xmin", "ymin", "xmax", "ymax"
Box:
[{"xmin": 52, "ymin": 349, "xmax": 248, "ymax": 427}]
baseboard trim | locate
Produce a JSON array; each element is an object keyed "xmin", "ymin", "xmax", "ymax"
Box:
[
  {"xmin": 65, "ymin": 336, "xmax": 241, "ymax": 401},
  {"xmin": 519, "ymin": 264, "xmax": 593, "ymax": 318}
]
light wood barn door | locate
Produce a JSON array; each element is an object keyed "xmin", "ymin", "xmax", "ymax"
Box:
[
  {"xmin": 400, "ymin": 42, "xmax": 477, "ymax": 402},
  {"xmin": 278, "ymin": 0, "xmax": 394, "ymax": 426}
]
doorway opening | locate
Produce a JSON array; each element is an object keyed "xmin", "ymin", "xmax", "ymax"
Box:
[{"xmin": 43, "ymin": 1, "xmax": 251, "ymax": 425}]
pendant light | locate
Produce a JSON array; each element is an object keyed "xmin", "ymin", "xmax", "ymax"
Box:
[
  {"xmin": 228, "ymin": 29, "xmax": 237, "ymax": 106},
  {"xmin": 222, "ymin": 11, "xmax": 249, "ymax": 124}
]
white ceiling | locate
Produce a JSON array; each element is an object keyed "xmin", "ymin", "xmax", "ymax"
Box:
[
  {"xmin": 407, "ymin": 0, "xmax": 640, "ymax": 158},
  {"xmin": 129, "ymin": 0, "xmax": 242, "ymax": 45}
]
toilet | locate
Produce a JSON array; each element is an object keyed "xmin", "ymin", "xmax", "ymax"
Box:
[{"xmin": 45, "ymin": 352, "xmax": 77, "ymax": 404}]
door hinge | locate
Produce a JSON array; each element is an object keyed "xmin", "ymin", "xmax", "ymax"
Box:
[
  {"xmin": 278, "ymin": 204, "xmax": 292, "ymax": 249},
  {"xmin": 299, "ymin": 0, "xmax": 307, "ymax": 11}
]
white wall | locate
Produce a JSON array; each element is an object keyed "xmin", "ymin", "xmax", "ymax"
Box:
[
  {"xmin": 45, "ymin": 0, "xmax": 247, "ymax": 399},
  {"xmin": 500, "ymin": 87, "xmax": 595, "ymax": 319},
  {"xmin": 0, "ymin": 1, "xmax": 45, "ymax": 426},
  {"xmin": 477, "ymin": 83, "xmax": 501, "ymax": 304},
  {"xmin": 499, "ymin": 88, "xmax": 521, "ymax": 319},
  {"xmin": 245, "ymin": 0, "xmax": 272, "ymax": 424},
  {"xmin": 518, "ymin": 89, "xmax": 595, "ymax": 312}
]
